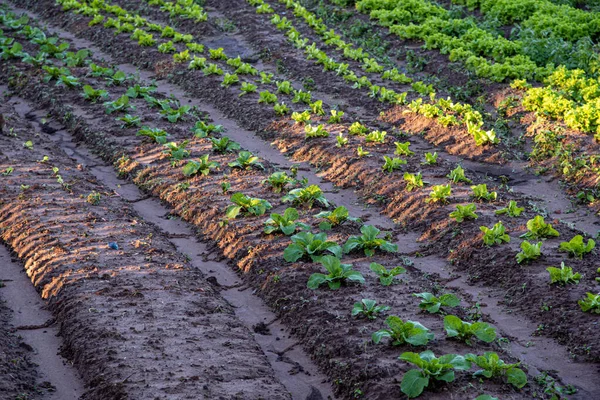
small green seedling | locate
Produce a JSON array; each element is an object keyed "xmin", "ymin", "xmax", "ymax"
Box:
[{"xmin": 352, "ymin": 299, "xmax": 389, "ymax": 320}]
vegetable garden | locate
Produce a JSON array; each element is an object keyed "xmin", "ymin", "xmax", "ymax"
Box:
[{"xmin": 0, "ymin": 0, "xmax": 599, "ymax": 399}]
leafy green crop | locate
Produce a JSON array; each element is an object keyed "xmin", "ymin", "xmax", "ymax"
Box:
[
  {"xmin": 450, "ymin": 204, "xmax": 478, "ymax": 222},
  {"xmin": 282, "ymin": 185, "xmax": 329, "ymax": 208},
  {"xmin": 163, "ymin": 141, "xmax": 190, "ymax": 160},
  {"xmin": 258, "ymin": 90, "xmax": 278, "ymax": 104},
  {"xmin": 558, "ymin": 235, "xmax": 595, "ymax": 258},
  {"xmin": 182, "ymin": 154, "xmax": 219, "ymax": 177},
  {"xmin": 520, "ymin": 215, "xmax": 559, "ymax": 239},
  {"xmin": 160, "ymin": 105, "xmax": 192, "ymax": 123},
  {"xmin": 399, "ymin": 351, "xmax": 471, "ymax": 398},
  {"xmin": 547, "ymin": 262, "xmax": 581, "ymax": 285},
  {"xmin": 291, "ymin": 110, "xmax": 311, "ymax": 124},
  {"xmin": 273, "ymin": 102, "xmax": 290, "ymax": 115},
  {"xmin": 283, "ymin": 232, "xmax": 342, "ymax": 262},
  {"xmin": 82, "ymin": 85, "xmax": 108, "ymax": 103},
  {"xmin": 352, "ymin": 299, "xmax": 389, "ymax": 320},
  {"xmin": 307, "ymin": 255, "xmax": 364, "ymax": 290},
  {"xmin": 480, "ymin": 222, "xmax": 510, "ymax": 246},
  {"xmin": 103, "ymin": 95, "xmax": 132, "ymax": 114},
  {"xmin": 314, "ymin": 206, "xmax": 360, "ymax": 230},
  {"xmin": 365, "ymin": 130, "xmax": 386, "ymax": 143},
  {"xmin": 210, "ymin": 137, "xmax": 241, "ymax": 153},
  {"xmin": 426, "ymin": 184, "xmax": 451, "ymax": 204},
  {"xmin": 403, "ymin": 172, "xmax": 424, "ymax": 191},
  {"xmin": 262, "ymin": 171, "xmax": 293, "ymax": 193},
  {"xmin": 304, "ymin": 124, "xmax": 329, "ymax": 138},
  {"xmin": 225, "ymin": 193, "xmax": 272, "ymax": 219},
  {"xmin": 516, "ymin": 241, "xmax": 543, "ymax": 264},
  {"xmin": 394, "ymin": 141, "xmax": 414, "ymax": 156},
  {"xmin": 382, "ymin": 156, "xmax": 407, "ymax": 172},
  {"xmin": 239, "ymin": 82, "xmax": 258, "ymax": 96},
  {"xmin": 423, "ymin": 152, "xmax": 438, "ymax": 165},
  {"xmin": 348, "ymin": 121, "xmax": 368, "ymax": 136},
  {"xmin": 495, "ymin": 200, "xmax": 524, "ymax": 217},
  {"xmin": 192, "ymin": 120, "xmax": 224, "ymax": 137},
  {"xmin": 137, "ymin": 126, "xmax": 168, "ymax": 144},
  {"xmin": 579, "ymin": 292, "xmax": 600, "ymax": 314},
  {"xmin": 221, "ymin": 73, "xmax": 239, "ymax": 87},
  {"xmin": 264, "ymin": 208, "xmax": 310, "ymax": 235},
  {"xmin": 228, "ymin": 151, "xmax": 264, "ymax": 170},
  {"xmin": 414, "ymin": 292, "xmax": 460, "ymax": 314},
  {"xmin": 343, "ymin": 225, "xmax": 398, "ymax": 257},
  {"xmin": 444, "ymin": 315, "xmax": 496, "ymax": 345},
  {"xmin": 372, "ymin": 316, "xmax": 434, "ymax": 346},
  {"xmin": 471, "ymin": 184, "xmax": 497, "ymax": 202},
  {"xmin": 370, "ymin": 263, "xmax": 406, "ymax": 286},
  {"xmin": 465, "ymin": 352, "xmax": 527, "ymax": 389},
  {"xmin": 447, "ymin": 165, "xmax": 472, "ymax": 184}
]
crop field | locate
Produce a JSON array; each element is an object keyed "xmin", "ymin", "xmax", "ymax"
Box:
[{"xmin": 1, "ymin": 0, "xmax": 600, "ymax": 399}]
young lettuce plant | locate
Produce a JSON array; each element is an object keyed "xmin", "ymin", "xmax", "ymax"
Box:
[
  {"xmin": 365, "ymin": 130, "xmax": 386, "ymax": 143},
  {"xmin": 348, "ymin": 121, "xmax": 368, "ymax": 136},
  {"xmin": 370, "ymin": 263, "xmax": 406, "ymax": 286},
  {"xmin": 307, "ymin": 255, "xmax": 364, "ymax": 290},
  {"xmin": 352, "ymin": 299, "xmax": 389, "ymax": 320},
  {"xmin": 399, "ymin": 351, "xmax": 471, "ymax": 398},
  {"xmin": 228, "ymin": 151, "xmax": 264, "ymax": 170},
  {"xmin": 579, "ymin": 293, "xmax": 600, "ymax": 314},
  {"xmin": 547, "ymin": 262, "xmax": 581, "ymax": 285},
  {"xmin": 447, "ymin": 165, "xmax": 472, "ymax": 184},
  {"xmin": 423, "ymin": 152, "xmax": 438, "ymax": 165},
  {"xmin": 414, "ymin": 292, "xmax": 460, "ymax": 314},
  {"xmin": 104, "ymin": 95, "xmax": 132, "ymax": 114},
  {"xmin": 163, "ymin": 141, "xmax": 190, "ymax": 161},
  {"xmin": 558, "ymin": 235, "xmax": 595, "ymax": 258},
  {"xmin": 382, "ymin": 156, "xmax": 406, "ymax": 172},
  {"xmin": 264, "ymin": 208, "xmax": 310, "ymax": 235},
  {"xmin": 283, "ymin": 185, "xmax": 329, "ymax": 208},
  {"xmin": 239, "ymin": 82, "xmax": 258, "ymax": 97},
  {"xmin": 394, "ymin": 141, "xmax": 414, "ymax": 156},
  {"xmin": 304, "ymin": 124, "xmax": 329, "ymax": 138},
  {"xmin": 291, "ymin": 110, "xmax": 311, "ymax": 125},
  {"xmin": 314, "ymin": 206, "xmax": 360, "ymax": 230},
  {"xmin": 471, "ymin": 184, "xmax": 497, "ymax": 202},
  {"xmin": 225, "ymin": 193, "xmax": 272, "ymax": 219},
  {"xmin": 182, "ymin": 154, "xmax": 219, "ymax": 177},
  {"xmin": 273, "ymin": 103, "xmax": 290, "ymax": 115},
  {"xmin": 210, "ymin": 137, "xmax": 241, "ymax": 153},
  {"xmin": 328, "ymin": 109, "xmax": 344, "ymax": 123},
  {"xmin": 443, "ymin": 315, "xmax": 497, "ymax": 345},
  {"xmin": 283, "ymin": 232, "xmax": 342, "ymax": 262},
  {"xmin": 520, "ymin": 215, "xmax": 559, "ymax": 239},
  {"xmin": 480, "ymin": 222, "xmax": 510, "ymax": 246},
  {"xmin": 372, "ymin": 316, "xmax": 434, "ymax": 346},
  {"xmin": 137, "ymin": 126, "xmax": 168, "ymax": 144},
  {"xmin": 426, "ymin": 184, "xmax": 451, "ymax": 204},
  {"xmin": 82, "ymin": 85, "xmax": 108, "ymax": 103},
  {"xmin": 450, "ymin": 204, "xmax": 478, "ymax": 222},
  {"xmin": 495, "ymin": 200, "xmax": 524, "ymax": 217},
  {"xmin": 262, "ymin": 171, "xmax": 293, "ymax": 193},
  {"xmin": 116, "ymin": 114, "xmax": 141, "ymax": 128},
  {"xmin": 160, "ymin": 105, "xmax": 192, "ymax": 123},
  {"xmin": 465, "ymin": 352, "xmax": 527, "ymax": 389},
  {"xmin": 343, "ymin": 225, "xmax": 398, "ymax": 257},
  {"xmin": 516, "ymin": 241, "xmax": 543, "ymax": 264},
  {"xmin": 403, "ymin": 172, "xmax": 424, "ymax": 191},
  {"xmin": 192, "ymin": 120, "xmax": 224, "ymax": 138}
]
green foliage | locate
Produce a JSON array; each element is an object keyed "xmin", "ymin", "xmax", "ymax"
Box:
[
  {"xmin": 426, "ymin": 184, "xmax": 451, "ymax": 204},
  {"xmin": 348, "ymin": 121, "xmax": 369, "ymax": 136},
  {"xmin": 203, "ymin": 63, "xmax": 224, "ymax": 76},
  {"xmin": 307, "ymin": 255, "xmax": 364, "ymax": 290},
  {"xmin": 315, "ymin": 206, "xmax": 360, "ymax": 231},
  {"xmin": 352, "ymin": 299, "xmax": 389, "ymax": 320},
  {"xmin": 328, "ymin": 109, "xmax": 344, "ymax": 123},
  {"xmin": 343, "ymin": 225, "xmax": 398, "ymax": 257},
  {"xmin": 282, "ymin": 185, "xmax": 329, "ymax": 208},
  {"xmin": 399, "ymin": 351, "xmax": 471, "ymax": 398},
  {"xmin": 579, "ymin": 292, "xmax": 600, "ymax": 314},
  {"xmin": 259, "ymin": 90, "xmax": 278, "ymax": 104},
  {"xmin": 444, "ymin": 315, "xmax": 496, "ymax": 345},
  {"xmin": 239, "ymin": 82, "xmax": 258, "ymax": 96},
  {"xmin": 471, "ymin": 184, "xmax": 497, "ymax": 201},
  {"xmin": 370, "ymin": 263, "xmax": 406, "ymax": 286},
  {"xmin": 82, "ymin": 85, "xmax": 108, "ymax": 103},
  {"xmin": 208, "ymin": 47, "xmax": 227, "ymax": 60},
  {"xmin": 192, "ymin": 120, "xmax": 224, "ymax": 137},
  {"xmin": 480, "ymin": 222, "xmax": 510, "ymax": 246},
  {"xmin": 547, "ymin": 262, "xmax": 581, "ymax": 285},
  {"xmin": 163, "ymin": 141, "xmax": 190, "ymax": 160},
  {"xmin": 516, "ymin": 241, "xmax": 543, "ymax": 264},
  {"xmin": 225, "ymin": 192, "xmax": 272, "ymax": 219},
  {"xmin": 262, "ymin": 171, "xmax": 293, "ymax": 193},
  {"xmin": 372, "ymin": 316, "xmax": 434, "ymax": 346},
  {"xmin": 137, "ymin": 126, "xmax": 168, "ymax": 144},
  {"xmin": 284, "ymin": 232, "xmax": 342, "ymax": 262},
  {"xmin": 495, "ymin": 200, "xmax": 524, "ymax": 217},
  {"xmin": 210, "ymin": 137, "xmax": 241, "ymax": 153},
  {"xmin": 182, "ymin": 154, "xmax": 219, "ymax": 177},
  {"xmin": 403, "ymin": 172, "xmax": 424, "ymax": 191},
  {"xmin": 264, "ymin": 208, "xmax": 310, "ymax": 235},
  {"xmin": 221, "ymin": 73, "xmax": 239, "ymax": 87},
  {"xmin": 160, "ymin": 105, "xmax": 192, "ymax": 123},
  {"xmin": 450, "ymin": 204, "xmax": 478, "ymax": 222},
  {"xmin": 273, "ymin": 102, "xmax": 290, "ymax": 115},
  {"xmin": 291, "ymin": 110, "xmax": 311, "ymax": 124},
  {"xmin": 365, "ymin": 130, "xmax": 386, "ymax": 143},
  {"xmin": 559, "ymin": 235, "xmax": 595, "ymax": 258},
  {"xmin": 447, "ymin": 165, "xmax": 472, "ymax": 184},
  {"xmin": 228, "ymin": 151, "xmax": 264, "ymax": 170},
  {"xmin": 465, "ymin": 352, "xmax": 527, "ymax": 389},
  {"xmin": 103, "ymin": 95, "xmax": 132, "ymax": 114},
  {"xmin": 423, "ymin": 152, "xmax": 438, "ymax": 165},
  {"xmin": 394, "ymin": 141, "xmax": 414, "ymax": 156},
  {"xmin": 304, "ymin": 124, "xmax": 329, "ymax": 138},
  {"xmin": 520, "ymin": 215, "xmax": 559, "ymax": 239},
  {"xmin": 336, "ymin": 133, "xmax": 348, "ymax": 147},
  {"xmin": 382, "ymin": 156, "xmax": 407, "ymax": 172},
  {"xmin": 414, "ymin": 292, "xmax": 460, "ymax": 314}
]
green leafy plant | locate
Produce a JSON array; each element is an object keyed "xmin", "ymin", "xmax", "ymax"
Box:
[
  {"xmin": 225, "ymin": 193, "xmax": 272, "ymax": 219},
  {"xmin": 365, "ymin": 130, "xmax": 386, "ymax": 143},
  {"xmin": 370, "ymin": 263, "xmax": 406, "ymax": 286},
  {"xmin": 264, "ymin": 208, "xmax": 310, "ymax": 235},
  {"xmin": 423, "ymin": 152, "xmax": 438, "ymax": 165},
  {"xmin": 258, "ymin": 90, "xmax": 278, "ymax": 104},
  {"xmin": 328, "ymin": 109, "xmax": 344, "ymax": 123},
  {"xmin": 348, "ymin": 121, "xmax": 368, "ymax": 136},
  {"xmin": 547, "ymin": 262, "xmax": 581, "ymax": 285},
  {"xmin": 516, "ymin": 241, "xmax": 543, "ymax": 264},
  {"xmin": 450, "ymin": 204, "xmax": 478, "ymax": 222},
  {"xmin": 103, "ymin": 95, "xmax": 132, "ymax": 114},
  {"xmin": 315, "ymin": 206, "xmax": 360, "ymax": 230},
  {"xmin": 273, "ymin": 102, "xmax": 290, "ymax": 115},
  {"xmin": 276, "ymin": 80, "xmax": 293, "ymax": 94},
  {"xmin": 343, "ymin": 225, "xmax": 398, "ymax": 257},
  {"xmin": 163, "ymin": 141, "xmax": 190, "ymax": 160},
  {"xmin": 307, "ymin": 255, "xmax": 364, "ymax": 290},
  {"xmin": 447, "ymin": 165, "xmax": 472, "ymax": 184},
  {"xmin": 398, "ymin": 351, "xmax": 471, "ymax": 398},
  {"xmin": 336, "ymin": 133, "xmax": 348, "ymax": 147},
  {"xmin": 444, "ymin": 315, "xmax": 496, "ymax": 345},
  {"xmin": 291, "ymin": 110, "xmax": 311, "ymax": 125},
  {"xmin": 116, "ymin": 114, "xmax": 141, "ymax": 128},
  {"xmin": 414, "ymin": 293, "xmax": 460, "ymax": 314},
  {"xmin": 209, "ymin": 47, "xmax": 227, "ymax": 60},
  {"xmin": 394, "ymin": 141, "xmax": 414, "ymax": 156},
  {"xmin": 471, "ymin": 184, "xmax": 497, "ymax": 202},
  {"xmin": 480, "ymin": 222, "xmax": 510, "ymax": 246},
  {"xmin": 228, "ymin": 151, "xmax": 264, "ymax": 170},
  {"xmin": 82, "ymin": 85, "xmax": 108, "ymax": 103},
  {"xmin": 495, "ymin": 200, "xmax": 524, "ymax": 217},
  {"xmin": 520, "ymin": 216, "xmax": 559, "ymax": 239},
  {"xmin": 262, "ymin": 171, "xmax": 293, "ymax": 193},
  {"xmin": 382, "ymin": 156, "xmax": 407, "ymax": 173},
  {"xmin": 221, "ymin": 73, "xmax": 239, "ymax": 87},
  {"xmin": 304, "ymin": 124, "xmax": 329, "ymax": 138},
  {"xmin": 160, "ymin": 105, "xmax": 192, "ymax": 123},
  {"xmin": 284, "ymin": 232, "xmax": 342, "ymax": 262},
  {"xmin": 357, "ymin": 146, "xmax": 370, "ymax": 157},
  {"xmin": 465, "ymin": 352, "xmax": 527, "ymax": 389},
  {"xmin": 239, "ymin": 82, "xmax": 258, "ymax": 96},
  {"xmin": 182, "ymin": 154, "xmax": 219, "ymax": 177},
  {"xmin": 558, "ymin": 235, "xmax": 595, "ymax": 258},
  {"xmin": 579, "ymin": 293, "xmax": 600, "ymax": 314},
  {"xmin": 372, "ymin": 316, "xmax": 434, "ymax": 346},
  {"xmin": 426, "ymin": 184, "xmax": 451, "ymax": 204},
  {"xmin": 105, "ymin": 70, "xmax": 128, "ymax": 86},
  {"xmin": 137, "ymin": 126, "xmax": 168, "ymax": 144},
  {"xmin": 352, "ymin": 299, "xmax": 389, "ymax": 320},
  {"xmin": 192, "ymin": 120, "xmax": 224, "ymax": 138},
  {"xmin": 203, "ymin": 63, "xmax": 224, "ymax": 76},
  {"xmin": 403, "ymin": 172, "xmax": 424, "ymax": 191},
  {"xmin": 283, "ymin": 185, "xmax": 329, "ymax": 208},
  {"xmin": 210, "ymin": 137, "xmax": 241, "ymax": 153}
]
